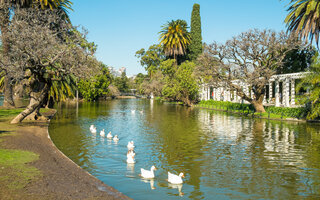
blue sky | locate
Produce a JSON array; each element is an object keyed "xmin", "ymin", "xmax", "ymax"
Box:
[{"xmin": 69, "ymin": 0, "xmax": 290, "ymax": 76}]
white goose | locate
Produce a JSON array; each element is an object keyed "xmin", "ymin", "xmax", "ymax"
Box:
[
  {"xmin": 100, "ymin": 129, "xmax": 105, "ymax": 137},
  {"xmin": 90, "ymin": 125, "xmax": 97, "ymax": 134},
  {"xmin": 107, "ymin": 131, "xmax": 113, "ymax": 139},
  {"xmin": 140, "ymin": 166, "xmax": 157, "ymax": 179},
  {"xmin": 126, "ymin": 150, "xmax": 135, "ymax": 164},
  {"xmin": 127, "ymin": 141, "xmax": 135, "ymax": 149},
  {"xmin": 113, "ymin": 135, "xmax": 119, "ymax": 142},
  {"xmin": 131, "ymin": 110, "xmax": 135, "ymax": 114},
  {"xmin": 168, "ymin": 172, "xmax": 184, "ymax": 184}
]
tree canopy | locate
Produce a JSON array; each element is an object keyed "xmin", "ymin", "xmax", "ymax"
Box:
[{"xmin": 159, "ymin": 19, "xmax": 191, "ymax": 63}]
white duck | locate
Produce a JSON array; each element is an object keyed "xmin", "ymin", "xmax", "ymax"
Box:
[
  {"xmin": 168, "ymin": 172, "xmax": 184, "ymax": 184},
  {"xmin": 140, "ymin": 166, "xmax": 157, "ymax": 179},
  {"xmin": 90, "ymin": 125, "xmax": 97, "ymax": 134},
  {"xmin": 131, "ymin": 110, "xmax": 135, "ymax": 114},
  {"xmin": 126, "ymin": 150, "xmax": 135, "ymax": 164},
  {"xmin": 113, "ymin": 135, "xmax": 119, "ymax": 142},
  {"xmin": 106, "ymin": 131, "xmax": 113, "ymax": 139},
  {"xmin": 127, "ymin": 141, "xmax": 135, "ymax": 149},
  {"xmin": 100, "ymin": 129, "xmax": 105, "ymax": 137}
]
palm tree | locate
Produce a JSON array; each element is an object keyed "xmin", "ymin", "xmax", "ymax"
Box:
[
  {"xmin": 284, "ymin": 0, "xmax": 320, "ymax": 46},
  {"xmin": 46, "ymin": 74, "xmax": 77, "ymax": 107},
  {"xmin": 297, "ymin": 54, "xmax": 320, "ymax": 119},
  {"xmin": 159, "ymin": 19, "xmax": 191, "ymax": 64}
]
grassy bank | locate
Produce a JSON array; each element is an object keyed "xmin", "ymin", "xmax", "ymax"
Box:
[
  {"xmin": 0, "ymin": 108, "xmax": 42, "ymax": 192},
  {"xmin": 196, "ymin": 100, "xmax": 307, "ymax": 120}
]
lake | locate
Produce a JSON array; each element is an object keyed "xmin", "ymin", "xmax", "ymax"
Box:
[{"xmin": 49, "ymin": 99, "xmax": 320, "ymax": 199}]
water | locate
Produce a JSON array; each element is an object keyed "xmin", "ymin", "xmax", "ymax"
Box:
[
  {"xmin": 0, "ymin": 95, "xmax": 3, "ymax": 106},
  {"xmin": 49, "ymin": 99, "xmax": 320, "ymax": 199}
]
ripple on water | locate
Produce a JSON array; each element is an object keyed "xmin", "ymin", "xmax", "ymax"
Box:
[{"xmin": 49, "ymin": 100, "xmax": 320, "ymax": 200}]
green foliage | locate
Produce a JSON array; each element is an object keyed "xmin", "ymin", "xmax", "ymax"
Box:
[
  {"xmin": 0, "ymin": 70, "xmax": 4, "ymax": 93},
  {"xmin": 277, "ymin": 47, "xmax": 316, "ymax": 74},
  {"xmin": 159, "ymin": 59, "xmax": 176, "ymax": 77},
  {"xmin": 198, "ymin": 100, "xmax": 254, "ymax": 111},
  {"xmin": 162, "ymin": 61, "xmax": 198, "ymax": 105},
  {"xmin": 132, "ymin": 73, "xmax": 147, "ymax": 94},
  {"xmin": 297, "ymin": 54, "xmax": 320, "ymax": 119},
  {"xmin": 198, "ymin": 100, "xmax": 307, "ymax": 119},
  {"xmin": 135, "ymin": 44, "xmax": 165, "ymax": 77},
  {"xmin": 113, "ymin": 72, "xmax": 129, "ymax": 93},
  {"xmin": 265, "ymin": 106, "xmax": 307, "ymax": 119},
  {"xmin": 48, "ymin": 74, "xmax": 77, "ymax": 104},
  {"xmin": 189, "ymin": 3, "xmax": 202, "ymax": 61},
  {"xmin": 78, "ymin": 67, "xmax": 111, "ymax": 101},
  {"xmin": 159, "ymin": 19, "xmax": 191, "ymax": 63},
  {"xmin": 284, "ymin": 0, "xmax": 320, "ymax": 45}
]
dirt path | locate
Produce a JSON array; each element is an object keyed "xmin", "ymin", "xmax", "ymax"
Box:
[{"xmin": 0, "ymin": 111, "xmax": 132, "ymax": 200}]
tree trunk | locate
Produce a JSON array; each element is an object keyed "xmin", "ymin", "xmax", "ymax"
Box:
[
  {"xmin": 252, "ymin": 100, "xmax": 266, "ymax": 113},
  {"xmin": 11, "ymin": 82, "xmax": 49, "ymax": 124},
  {"xmin": 2, "ymin": 76, "xmax": 15, "ymax": 108}
]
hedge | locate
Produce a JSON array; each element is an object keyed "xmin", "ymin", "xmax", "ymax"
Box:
[{"xmin": 197, "ymin": 100, "xmax": 307, "ymax": 119}]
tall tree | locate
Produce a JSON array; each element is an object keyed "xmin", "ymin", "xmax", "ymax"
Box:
[
  {"xmin": 284, "ymin": 0, "xmax": 320, "ymax": 46},
  {"xmin": 159, "ymin": 19, "xmax": 191, "ymax": 64},
  {"xmin": 189, "ymin": 3, "xmax": 202, "ymax": 61}
]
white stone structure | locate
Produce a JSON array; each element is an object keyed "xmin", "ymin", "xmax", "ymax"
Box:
[{"xmin": 199, "ymin": 72, "xmax": 308, "ymax": 108}]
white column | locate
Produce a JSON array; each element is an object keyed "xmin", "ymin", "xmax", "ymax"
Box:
[
  {"xmin": 285, "ymin": 78, "xmax": 290, "ymax": 107},
  {"xmin": 275, "ymin": 80, "xmax": 280, "ymax": 107},
  {"xmin": 206, "ymin": 86, "xmax": 210, "ymax": 100},
  {"xmin": 269, "ymin": 81, "xmax": 273, "ymax": 104},
  {"xmin": 201, "ymin": 84, "xmax": 205, "ymax": 100},
  {"xmin": 291, "ymin": 79, "xmax": 295, "ymax": 106},
  {"xmin": 263, "ymin": 86, "xmax": 267, "ymax": 104},
  {"xmin": 282, "ymin": 80, "xmax": 285, "ymax": 106}
]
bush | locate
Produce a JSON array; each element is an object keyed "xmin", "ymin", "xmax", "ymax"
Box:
[
  {"xmin": 264, "ymin": 106, "xmax": 307, "ymax": 119},
  {"xmin": 198, "ymin": 100, "xmax": 307, "ymax": 119}
]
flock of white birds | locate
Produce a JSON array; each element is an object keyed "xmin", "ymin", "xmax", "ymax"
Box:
[{"xmin": 89, "ymin": 110, "xmax": 185, "ymax": 186}]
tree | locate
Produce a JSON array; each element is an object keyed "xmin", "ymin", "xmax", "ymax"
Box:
[
  {"xmin": 161, "ymin": 60, "xmax": 198, "ymax": 106},
  {"xmin": 0, "ymin": 0, "xmax": 72, "ymax": 108},
  {"xmin": 135, "ymin": 44, "xmax": 165, "ymax": 77},
  {"xmin": 113, "ymin": 72, "xmax": 129, "ymax": 93},
  {"xmin": 189, "ymin": 3, "xmax": 202, "ymax": 61},
  {"xmin": 78, "ymin": 67, "xmax": 111, "ymax": 101},
  {"xmin": 159, "ymin": 19, "xmax": 191, "ymax": 64},
  {"xmin": 277, "ymin": 46, "xmax": 316, "ymax": 74},
  {"xmin": 296, "ymin": 53, "xmax": 320, "ymax": 119},
  {"xmin": 284, "ymin": 0, "xmax": 320, "ymax": 46},
  {"xmin": 1, "ymin": 8, "xmax": 98, "ymax": 123},
  {"xmin": 140, "ymin": 70, "xmax": 164, "ymax": 97},
  {"xmin": 197, "ymin": 29, "xmax": 307, "ymax": 112}
]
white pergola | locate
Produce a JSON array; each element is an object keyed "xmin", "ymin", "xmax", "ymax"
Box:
[{"xmin": 199, "ymin": 72, "xmax": 308, "ymax": 108}]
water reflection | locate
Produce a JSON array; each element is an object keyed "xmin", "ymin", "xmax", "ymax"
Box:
[{"xmin": 49, "ymin": 99, "xmax": 320, "ymax": 200}]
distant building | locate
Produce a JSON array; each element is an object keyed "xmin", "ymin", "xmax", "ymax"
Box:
[
  {"xmin": 108, "ymin": 66, "xmax": 127, "ymax": 77},
  {"xmin": 119, "ymin": 67, "xmax": 126, "ymax": 75}
]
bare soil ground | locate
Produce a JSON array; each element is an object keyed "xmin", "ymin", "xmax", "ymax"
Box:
[{"xmin": 0, "ymin": 110, "xmax": 132, "ymax": 200}]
